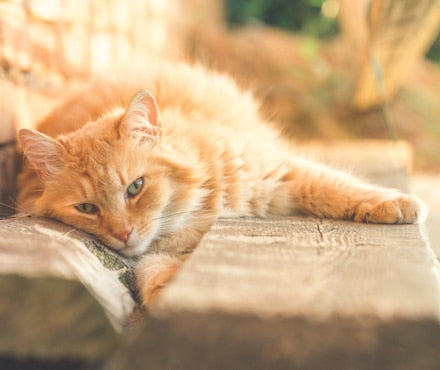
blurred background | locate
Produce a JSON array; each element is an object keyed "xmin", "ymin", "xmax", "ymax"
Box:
[
  {"xmin": 1, "ymin": 0, "xmax": 440, "ymax": 238},
  {"xmin": 1, "ymin": 0, "xmax": 440, "ymax": 171}
]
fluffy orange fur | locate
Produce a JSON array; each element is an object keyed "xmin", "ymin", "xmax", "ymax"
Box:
[{"xmin": 17, "ymin": 62, "xmax": 427, "ymax": 307}]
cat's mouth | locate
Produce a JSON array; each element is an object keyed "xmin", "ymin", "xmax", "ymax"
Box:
[
  {"xmin": 107, "ymin": 240, "xmax": 145, "ymax": 257},
  {"xmin": 119, "ymin": 244, "xmax": 141, "ymax": 257},
  {"xmin": 109, "ymin": 229, "xmax": 156, "ymax": 257}
]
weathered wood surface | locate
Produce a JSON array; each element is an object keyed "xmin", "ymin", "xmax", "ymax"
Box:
[
  {"xmin": 156, "ymin": 217, "xmax": 440, "ymax": 320},
  {"xmin": 0, "ymin": 275, "xmax": 119, "ymax": 361},
  {"xmin": 114, "ymin": 312, "xmax": 440, "ymax": 370},
  {"xmin": 115, "ymin": 217, "xmax": 440, "ymax": 369},
  {"xmin": 0, "ymin": 216, "xmax": 138, "ymax": 362}
]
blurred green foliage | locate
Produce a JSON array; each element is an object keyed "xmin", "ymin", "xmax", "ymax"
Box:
[
  {"xmin": 225, "ymin": 0, "xmax": 440, "ymax": 62},
  {"xmin": 427, "ymin": 35, "xmax": 440, "ymax": 63},
  {"xmin": 225, "ymin": 0, "xmax": 338, "ymax": 39}
]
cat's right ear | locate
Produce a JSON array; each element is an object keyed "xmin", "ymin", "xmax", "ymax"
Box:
[
  {"xmin": 120, "ymin": 89, "xmax": 161, "ymax": 142},
  {"xmin": 18, "ymin": 129, "xmax": 65, "ymax": 180}
]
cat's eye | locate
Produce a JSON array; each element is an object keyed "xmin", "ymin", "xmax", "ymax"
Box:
[
  {"xmin": 127, "ymin": 177, "xmax": 144, "ymax": 198},
  {"xmin": 75, "ymin": 203, "xmax": 99, "ymax": 214}
]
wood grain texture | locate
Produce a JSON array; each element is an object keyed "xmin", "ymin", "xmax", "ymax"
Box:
[
  {"xmin": 118, "ymin": 215, "xmax": 440, "ymax": 369},
  {"xmin": 155, "ymin": 216, "xmax": 440, "ymax": 320},
  {"xmin": 0, "ymin": 217, "xmax": 138, "ymax": 333}
]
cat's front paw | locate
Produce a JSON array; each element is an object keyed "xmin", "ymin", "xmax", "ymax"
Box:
[
  {"xmin": 136, "ymin": 253, "xmax": 183, "ymax": 308},
  {"xmin": 353, "ymin": 194, "xmax": 428, "ymax": 224}
]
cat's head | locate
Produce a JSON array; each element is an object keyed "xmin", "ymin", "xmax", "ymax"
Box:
[{"xmin": 18, "ymin": 90, "xmax": 206, "ymax": 256}]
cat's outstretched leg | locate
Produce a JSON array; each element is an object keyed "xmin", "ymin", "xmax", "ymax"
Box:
[{"xmin": 279, "ymin": 157, "xmax": 428, "ymax": 224}]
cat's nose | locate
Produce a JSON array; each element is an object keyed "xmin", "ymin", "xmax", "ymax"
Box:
[{"xmin": 114, "ymin": 227, "xmax": 133, "ymax": 243}]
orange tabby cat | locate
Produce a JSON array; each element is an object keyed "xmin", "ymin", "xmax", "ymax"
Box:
[{"xmin": 17, "ymin": 62, "xmax": 427, "ymax": 307}]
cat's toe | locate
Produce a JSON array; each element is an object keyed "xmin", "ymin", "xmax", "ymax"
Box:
[
  {"xmin": 399, "ymin": 194, "xmax": 428, "ymax": 224},
  {"xmin": 355, "ymin": 194, "xmax": 428, "ymax": 224}
]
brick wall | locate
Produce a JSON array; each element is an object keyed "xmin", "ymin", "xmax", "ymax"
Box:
[{"xmin": 0, "ymin": 0, "xmax": 193, "ymax": 132}]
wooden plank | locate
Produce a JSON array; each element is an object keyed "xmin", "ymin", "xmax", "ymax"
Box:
[
  {"xmin": 0, "ymin": 216, "xmax": 139, "ymax": 361},
  {"xmin": 113, "ymin": 312, "xmax": 440, "ymax": 370},
  {"xmin": 155, "ymin": 217, "xmax": 440, "ymax": 320},
  {"xmin": 117, "ymin": 217, "xmax": 440, "ymax": 369},
  {"xmin": 0, "ymin": 275, "xmax": 118, "ymax": 361}
]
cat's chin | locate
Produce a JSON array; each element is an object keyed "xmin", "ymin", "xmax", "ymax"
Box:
[
  {"xmin": 114, "ymin": 234, "xmax": 155, "ymax": 257},
  {"xmin": 119, "ymin": 242, "xmax": 150, "ymax": 257}
]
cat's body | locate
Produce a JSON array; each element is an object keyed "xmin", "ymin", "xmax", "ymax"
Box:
[{"xmin": 17, "ymin": 62, "xmax": 427, "ymax": 306}]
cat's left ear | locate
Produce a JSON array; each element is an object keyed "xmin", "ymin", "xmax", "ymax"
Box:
[
  {"xmin": 120, "ymin": 89, "xmax": 161, "ymax": 141},
  {"xmin": 18, "ymin": 129, "xmax": 65, "ymax": 180}
]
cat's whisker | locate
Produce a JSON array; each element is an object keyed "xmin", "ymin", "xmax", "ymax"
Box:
[
  {"xmin": 1, "ymin": 211, "xmax": 32, "ymax": 220},
  {"xmin": 12, "ymin": 196, "xmax": 31, "ymax": 211},
  {"xmin": 151, "ymin": 210, "xmax": 193, "ymax": 221},
  {"xmin": 155, "ymin": 210, "xmax": 214, "ymax": 224},
  {"xmin": 0, "ymin": 200, "xmax": 26, "ymax": 214}
]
